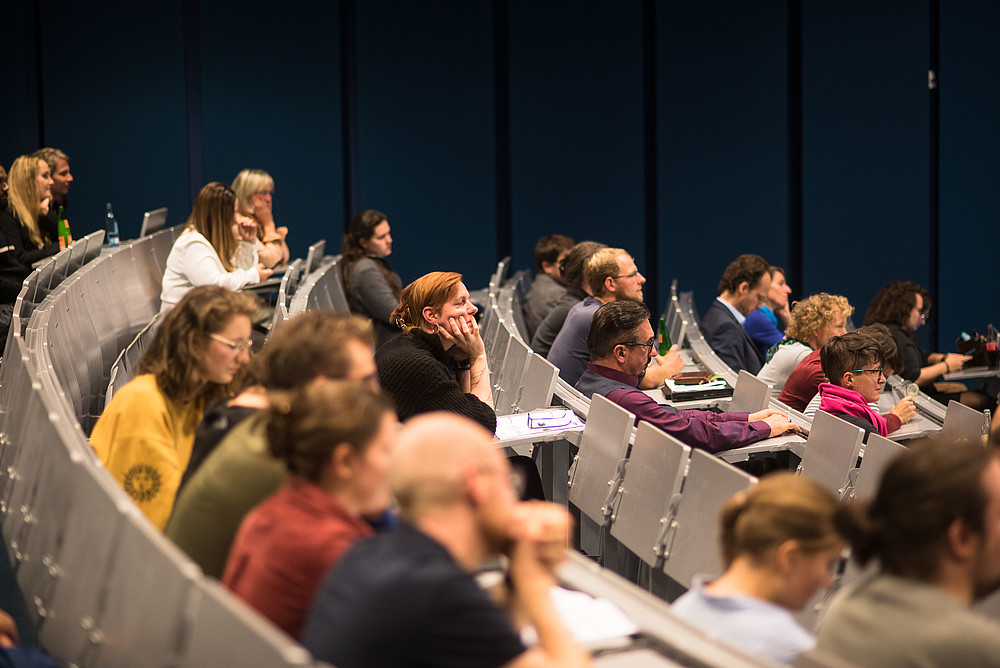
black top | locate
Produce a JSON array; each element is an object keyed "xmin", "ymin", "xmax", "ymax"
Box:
[
  {"xmin": 178, "ymin": 398, "xmax": 260, "ymax": 493},
  {"xmin": 0, "ymin": 207, "xmax": 58, "ymax": 303},
  {"xmin": 302, "ymin": 524, "xmax": 525, "ymax": 668},
  {"xmin": 886, "ymin": 324, "xmax": 928, "ymax": 383},
  {"xmin": 375, "ymin": 328, "xmax": 497, "ymax": 432}
]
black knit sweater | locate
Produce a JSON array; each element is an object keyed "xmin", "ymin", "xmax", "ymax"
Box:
[{"xmin": 375, "ymin": 328, "xmax": 497, "ymax": 433}]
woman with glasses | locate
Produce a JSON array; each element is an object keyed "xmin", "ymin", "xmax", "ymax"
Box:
[
  {"xmin": 232, "ymin": 169, "xmax": 289, "ymax": 270},
  {"xmin": 160, "ymin": 182, "xmax": 273, "ymax": 311},
  {"xmin": 864, "ymin": 280, "xmax": 989, "ymax": 409},
  {"xmin": 815, "ymin": 330, "xmax": 892, "ymax": 441},
  {"xmin": 91, "ymin": 286, "xmax": 258, "ymax": 529},
  {"xmin": 340, "ymin": 209, "xmax": 402, "ymax": 348}
]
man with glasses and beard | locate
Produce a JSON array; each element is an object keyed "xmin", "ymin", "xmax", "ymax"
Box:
[{"xmin": 576, "ymin": 300, "xmax": 802, "ymax": 453}]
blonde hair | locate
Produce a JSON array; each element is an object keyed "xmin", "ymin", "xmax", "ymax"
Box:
[
  {"xmin": 391, "ymin": 272, "xmax": 463, "ymax": 334},
  {"xmin": 785, "ymin": 293, "xmax": 853, "ymax": 345},
  {"xmin": 6, "ymin": 155, "xmax": 46, "ymax": 247},
  {"xmin": 231, "ymin": 169, "xmax": 274, "ymax": 218},
  {"xmin": 720, "ymin": 472, "xmax": 848, "ymax": 567},
  {"xmin": 585, "ymin": 247, "xmax": 627, "ymax": 298},
  {"xmin": 33, "ymin": 147, "xmax": 69, "ymax": 172}
]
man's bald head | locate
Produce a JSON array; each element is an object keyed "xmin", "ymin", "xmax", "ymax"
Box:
[{"xmin": 391, "ymin": 412, "xmax": 502, "ymax": 522}]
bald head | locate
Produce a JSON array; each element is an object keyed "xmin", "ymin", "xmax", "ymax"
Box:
[{"xmin": 391, "ymin": 413, "xmax": 501, "ymax": 521}]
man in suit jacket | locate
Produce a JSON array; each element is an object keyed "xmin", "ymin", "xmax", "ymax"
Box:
[{"xmin": 701, "ymin": 254, "xmax": 771, "ymax": 374}]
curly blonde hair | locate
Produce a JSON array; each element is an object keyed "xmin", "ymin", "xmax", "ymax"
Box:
[{"xmin": 785, "ymin": 293, "xmax": 852, "ymax": 345}]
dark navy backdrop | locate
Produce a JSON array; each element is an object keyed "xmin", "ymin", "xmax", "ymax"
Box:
[{"xmin": 2, "ymin": 0, "xmax": 998, "ymax": 349}]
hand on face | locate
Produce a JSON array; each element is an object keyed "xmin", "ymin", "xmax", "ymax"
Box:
[
  {"xmin": 249, "ymin": 192, "xmax": 273, "ymax": 224},
  {"xmin": 437, "ymin": 314, "xmax": 485, "ymax": 361},
  {"xmin": 508, "ymin": 501, "xmax": 572, "ymax": 576}
]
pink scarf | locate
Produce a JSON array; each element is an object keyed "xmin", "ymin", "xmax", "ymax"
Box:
[{"xmin": 817, "ymin": 383, "xmax": 889, "ymax": 437}]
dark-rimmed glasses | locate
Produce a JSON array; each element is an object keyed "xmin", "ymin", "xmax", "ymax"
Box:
[{"xmin": 618, "ymin": 338, "xmax": 655, "ymax": 354}]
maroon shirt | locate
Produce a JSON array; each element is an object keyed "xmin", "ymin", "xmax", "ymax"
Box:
[
  {"xmin": 778, "ymin": 350, "xmax": 826, "ymax": 411},
  {"xmin": 224, "ymin": 479, "xmax": 374, "ymax": 639},
  {"xmin": 576, "ymin": 363, "xmax": 771, "ymax": 453}
]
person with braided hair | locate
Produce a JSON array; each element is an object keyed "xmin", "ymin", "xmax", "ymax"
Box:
[
  {"xmin": 375, "ymin": 271, "xmax": 496, "ymax": 432},
  {"xmin": 671, "ymin": 473, "xmax": 856, "ymax": 665},
  {"xmin": 223, "ymin": 381, "xmax": 396, "ymax": 640}
]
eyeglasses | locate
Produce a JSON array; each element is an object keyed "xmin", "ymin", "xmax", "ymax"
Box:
[
  {"xmin": 618, "ymin": 338, "xmax": 656, "ymax": 354},
  {"xmin": 209, "ymin": 333, "xmax": 253, "ymax": 354},
  {"xmin": 612, "ymin": 269, "xmax": 641, "ymax": 280},
  {"xmin": 919, "ymin": 312, "xmax": 929, "ymax": 322},
  {"xmin": 850, "ymin": 366, "xmax": 884, "ymax": 379}
]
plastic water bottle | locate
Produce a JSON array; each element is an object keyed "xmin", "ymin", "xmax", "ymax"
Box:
[{"xmin": 105, "ymin": 202, "xmax": 120, "ymax": 247}]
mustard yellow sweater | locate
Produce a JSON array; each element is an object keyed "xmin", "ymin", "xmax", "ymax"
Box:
[{"xmin": 91, "ymin": 374, "xmax": 204, "ymax": 529}]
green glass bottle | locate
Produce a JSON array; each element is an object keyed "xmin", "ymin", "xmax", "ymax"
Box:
[
  {"xmin": 57, "ymin": 205, "xmax": 73, "ymax": 249},
  {"xmin": 658, "ymin": 317, "xmax": 671, "ymax": 356}
]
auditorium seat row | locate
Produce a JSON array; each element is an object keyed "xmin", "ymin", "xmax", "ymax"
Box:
[{"xmin": 0, "ymin": 229, "xmax": 335, "ymax": 667}]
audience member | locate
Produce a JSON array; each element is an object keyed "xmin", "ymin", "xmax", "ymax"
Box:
[
  {"xmin": 864, "ymin": 280, "xmax": 990, "ymax": 409},
  {"xmin": 815, "ymin": 330, "xmax": 899, "ymax": 441},
  {"xmin": 160, "ymin": 182, "xmax": 271, "ymax": 311},
  {"xmin": 32, "ymin": 147, "xmax": 72, "ymax": 242},
  {"xmin": 743, "ymin": 265, "xmax": 792, "ymax": 359},
  {"xmin": 701, "ymin": 253, "xmax": 771, "ymax": 374},
  {"xmin": 231, "ymin": 169, "xmax": 289, "ymax": 270},
  {"xmin": 530, "ymin": 240, "xmax": 605, "ymax": 357},
  {"xmin": 757, "ymin": 293, "xmax": 851, "ymax": 396},
  {"xmin": 302, "ymin": 413, "xmax": 589, "ymax": 668},
  {"xmin": 179, "ymin": 352, "xmax": 269, "ymax": 491},
  {"xmin": 0, "ymin": 163, "xmax": 40, "ymax": 342},
  {"xmin": 166, "ymin": 312, "xmax": 377, "ymax": 578},
  {"xmin": 377, "ymin": 271, "xmax": 495, "ymax": 431},
  {"xmin": 549, "ymin": 247, "xmax": 680, "ymax": 387},
  {"xmin": 576, "ymin": 300, "xmax": 801, "ymax": 452},
  {"xmin": 672, "ymin": 473, "xmax": 853, "ymax": 665},
  {"xmin": 90, "ymin": 286, "xmax": 257, "ymax": 529},
  {"xmin": 4, "ymin": 155, "xmax": 58, "ymax": 263},
  {"xmin": 802, "ymin": 324, "xmax": 916, "ymax": 432},
  {"xmin": 223, "ymin": 381, "xmax": 396, "ymax": 640},
  {"xmin": 340, "ymin": 209, "xmax": 402, "ymax": 348},
  {"xmin": 817, "ymin": 438, "xmax": 1000, "ymax": 666},
  {"xmin": 522, "ymin": 233, "xmax": 574, "ymax": 337}
]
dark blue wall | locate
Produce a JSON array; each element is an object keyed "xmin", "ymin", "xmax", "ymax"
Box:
[
  {"xmin": 509, "ymin": 1, "xmax": 644, "ymax": 276},
  {"xmin": 802, "ymin": 1, "xmax": 933, "ymax": 345},
  {"xmin": 3, "ymin": 0, "xmax": 999, "ymax": 350},
  {"xmin": 657, "ymin": 0, "xmax": 788, "ymax": 318}
]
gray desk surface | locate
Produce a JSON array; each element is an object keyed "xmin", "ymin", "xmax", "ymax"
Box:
[{"xmin": 943, "ymin": 365, "xmax": 1000, "ymax": 381}]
